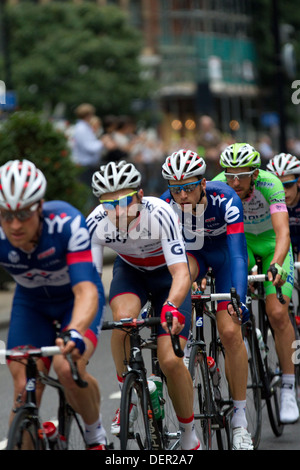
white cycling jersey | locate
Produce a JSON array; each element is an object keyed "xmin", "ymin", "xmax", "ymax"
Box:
[{"xmin": 86, "ymin": 196, "xmax": 187, "ymax": 274}]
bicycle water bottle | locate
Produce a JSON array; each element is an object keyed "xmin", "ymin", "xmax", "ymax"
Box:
[
  {"xmin": 148, "ymin": 375, "xmax": 164, "ymax": 419},
  {"xmin": 207, "ymin": 356, "xmax": 221, "ymax": 401},
  {"xmin": 147, "ymin": 379, "xmax": 162, "ymax": 420},
  {"xmin": 256, "ymin": 328, "xmax": 267, "ymax": 359}
]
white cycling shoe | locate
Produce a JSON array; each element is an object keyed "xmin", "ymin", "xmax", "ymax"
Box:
[
  {"xmin": 280, "ymin": 392, "xmax": 299, "ymax": 424},
  {"xmin": 232, "ymin": 427, "xmax": 254, "ymax": 450},
  {"xmin": 111, "ymin": 404, "xmax": 138, "ymax": 436}
]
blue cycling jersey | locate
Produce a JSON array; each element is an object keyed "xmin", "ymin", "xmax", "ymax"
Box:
[
  {"xmin": 1, "ymin": 201, "xmax": 105, "ymax": 352},
  {"xmin": 161, "ymin": 181, "xmax": 248, "ymax": 305},
  {"xmin": 0, "ymin": 200, "xmax": 103, "ymax": 300},
  {"xmin": 287, "ymin": 199, "xmax": 300, "ymax": 253}
]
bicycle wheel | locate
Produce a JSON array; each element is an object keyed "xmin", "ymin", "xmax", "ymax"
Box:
[
  {"xmin": 160, "ymin": 374, "xmax": 181, "ymax": 450},
  {"xmin": 212, "ymin": 339, "xmax": 232, "ymax": 450},
  {"xmin": 243, "ymin": 323, "xmax": 262, "ymax": 449},
  {"xmin": 6, "ymin": 408, "xmax": 47, "ymax": 450},
  {"xmin": 188, "ymin": 344, "xmax": 214, "ymax": 450},
  {"xmin": 64, "ymin": 406, "xmax": 87, "ymax": 450},
  {"xmin": 120, "ymin": 371, "xmax": 154, "ymax": 450},
  {"xmin": 261, "ymin": 312, "xmax": 284, "ymax": 437}
]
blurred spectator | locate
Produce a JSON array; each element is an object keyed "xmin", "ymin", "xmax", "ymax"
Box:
[
  {"xmin": 101, "ymin": 115, "xmax": 136, "ymax": 164},
  {"xmin": 287, "ymin": 138, "xmax": 300, "ymax": 158},
  {"xmin": 131, "ymin": 128, "xmax": 165, "ymax": 195},
  {"xmin": 72, "ymin": 103, "xmax": 104, "ymax": 171},
  {"xmin": 72, "ymin": 103, "xmax": 105, "ymax": 212},
  {"xmin": 196, "ymin": 115, "xmax": 222, "ymax": 179},
  {"xmin": 90, "ymin": 115, "xmax": 103, "ymax": 138},
  {"xmin": 257, "ymin": 135, "xmax": 274, "ymax": 168}
]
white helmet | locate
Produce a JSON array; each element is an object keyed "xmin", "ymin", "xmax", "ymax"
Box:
[
  {"xmin": 266, "ymin": 153, "xmax": 300, "ymax": 176},
  {"xmin": 162, "ymin": 149, "xmax": 206, "ymax": 181},
  {"xmin": 92, "ymin": 160, "xmax": 142, "ymax": 197},
  {"xmin": 0, "ymin": 159, "xmax": 47, "ymax": 210}
]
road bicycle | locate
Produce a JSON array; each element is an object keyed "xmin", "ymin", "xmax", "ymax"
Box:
[
  {"xmin": 187, "ymin": 269, "xmax": 236, "ymax": 450},
  {"xmin": 102, "ymin": 308, "xmax": 185, "ymax": 451},
  {"xmin": 0, "ymin": 345, "xmax": 88, "ymax": 450},
  {"xmin": 243, "ymin": 257, "xmax": 299, "ymax": 449}
]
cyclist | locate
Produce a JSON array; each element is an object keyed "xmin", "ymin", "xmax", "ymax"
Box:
[
  {"xmin": 266, "ymin": 153, "xmax": 300, "ymax": 265},
  {"xmin": 87, "ymin": 160, "xmax": 200, "ymax": 450},
  {"xmin": 161, "ymin": 149, "xmax": 253, "ymax": 450},
  {"xmin": 214, "ymin": 143, "xmax": 299, "ymax": 425},
  {"xmin": 0, "ymin": 159, "xmax": 107, "ymax": 450}
]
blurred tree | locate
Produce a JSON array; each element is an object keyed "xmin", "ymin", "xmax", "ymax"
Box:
[
  {"xmin": 0, "ymin": 110, "xmax": 89, "ymax": 214},
  {"xmin": 1, "ymin": 2, "xmax": 156, "ymax": 119}
]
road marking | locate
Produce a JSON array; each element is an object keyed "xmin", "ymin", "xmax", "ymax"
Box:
[{"xmin": 109, "ymin": 391, "xmax": 121, "ymax": 399}]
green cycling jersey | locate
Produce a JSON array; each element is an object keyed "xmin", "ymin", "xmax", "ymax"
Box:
[{"xmin": 213, "ymin": 169, "xmax": 294, "ymax": 297}]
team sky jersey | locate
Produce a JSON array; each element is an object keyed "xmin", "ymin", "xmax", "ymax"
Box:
[
  {"xmin": 0, "ymin": 200, "xmax": 103, "ymax": 301},
  {"xmin": 86, "ymin": 196, "xmax": 187, "ymax": 273},
  {"xmin": 161, "ymin": 181, "xmax": 248, "ymax": 304},
  {"xmin": 287, "ymin": 199, "xmax": 300, "ymax": 252},
  {"xmin": 213, "ymin": 169, "xmax": 287, "ymax": 240}
]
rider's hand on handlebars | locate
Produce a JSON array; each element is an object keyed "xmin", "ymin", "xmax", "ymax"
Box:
[
  {"xmin": 56, "ymin": 329, "xmax": 86, "ymax": 360},
  {"xmin": 161, "ymin": 302, "xmax": 185, "ymax": 335},
  {"xmin": 227, "ymin": 302, "xmax": 249, "ymax": 325},
  {"xmin": 267, "ymin": 263, "xmax": 287, "ymax": 287}
]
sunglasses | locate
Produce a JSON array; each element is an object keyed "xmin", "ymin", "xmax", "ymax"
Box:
[
  {"xmin": 224, "ymin": 170, "xmax": 255, "ymax": 182},
  {"xmin": 168, "ymin": 180, "xmax": 202, "ymax": 195},
  {"xmin": 100, "ymin": 191, "xmax": 137, "ymax": 210},
  {"xmin": 0, "ymin": 203, "xmax": 40, "ymax": 222},
  {"xmin": 282, "ymin": 179, "xmax": 298, "ymax": 189}
]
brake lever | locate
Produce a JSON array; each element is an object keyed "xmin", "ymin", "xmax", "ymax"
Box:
[
  {"xmin": 268, "ymin": 265, "xmax": 286, "ymax": 305},
  {"xmin": 165, "ymin": 311, "xmax": 184, "ymax": 358},
  {"xmin": 66, "ymin": 353, "xmax": 88, "ymax": 388}
]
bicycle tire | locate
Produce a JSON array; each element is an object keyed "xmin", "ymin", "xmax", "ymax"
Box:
[
  {"xmin": 159, "ymin": 374, "xmax": 181, "ymax": 450},
  {"xmin": 210, "ymin": 339, "xmax": 232, "ymax": 450},
  {"xmin": 260, "ymin": 303, "xmax": 284, "ymax": 437},
  {"xmin": 188, "ymin": 344, "xmax": 213, "ymax": 450},
  {"xmin": 243, "ymin": 323, "xmax": 262, "ymax": 449},
  {"xmin": 120, "ymin": 371, "xmax": 155, "ymax": 450},
  {"xmin": 64, "ymin": 406, "xmax": 87, "ymax": 450},
  {"xmin": 6, "ymin": 408, "xmax": 47, "ymax": 450}
]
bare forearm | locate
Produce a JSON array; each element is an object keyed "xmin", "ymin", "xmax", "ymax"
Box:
[
  {"xmin": 69, "ymin": 282, "xmax": 98, "ymax": 334},
  {"xmin": 166, "ymin": 263, "xmax": 192, "ymax": 307}
]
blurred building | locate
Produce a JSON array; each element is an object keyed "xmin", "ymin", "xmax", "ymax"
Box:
[{"xmin": 6, "ymin": 0, "xmax": 260, "ymax": 143}]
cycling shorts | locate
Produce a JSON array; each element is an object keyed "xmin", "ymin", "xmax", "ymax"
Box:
[
  {"xmin": 109, "ymin": 256, "xmax": 191, "ymax": 340},
  {"xmin": 246, "ymin": 232, "xmax": 294, "ymax": 298},
  {"xmin": 7, "ymin": 286, "xmax": 105, "ymax": 369},
  {"xmin": 187, "ymin": 241, "xmax": 234, "ymax": 312}
]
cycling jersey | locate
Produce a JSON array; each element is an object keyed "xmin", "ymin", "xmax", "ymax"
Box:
[
  {"xmin": 161, "ymin": 181, "xmax": 248, "ymax": 308},
  {"xmin": 287, "ymin": 198, "xmax": 300, "ymax": 253},
  {"xmin": 3, "ymin": 201, "xmax": 105, "ymax": 352},
  {"xmin": 86, "ymin": 196, "xmax": 191, "ymax": 339},
  {"xmin": 213, "ymin": 169, "xmax": 294, "ymax": 297},
  {"xmin": 86, "ymin": 196, "xmax": 187, "ymax": 274}
]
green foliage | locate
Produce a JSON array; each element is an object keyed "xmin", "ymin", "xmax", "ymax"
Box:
[
  {"xmin": 2, "ymin": 2, "xmax": 156, "ymax": 119},
  {"xmin": 0, "ymin": 111, "xmax": 89, "ymax": 213}
]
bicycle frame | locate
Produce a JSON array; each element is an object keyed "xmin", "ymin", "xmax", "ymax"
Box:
[
  {"xmin": 191, "ymin": 285, "xmax": 234, "ymax": 423},
  {"xmin": 2, "ymin": 346, "xmax": 87, "ymax": 450}
]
